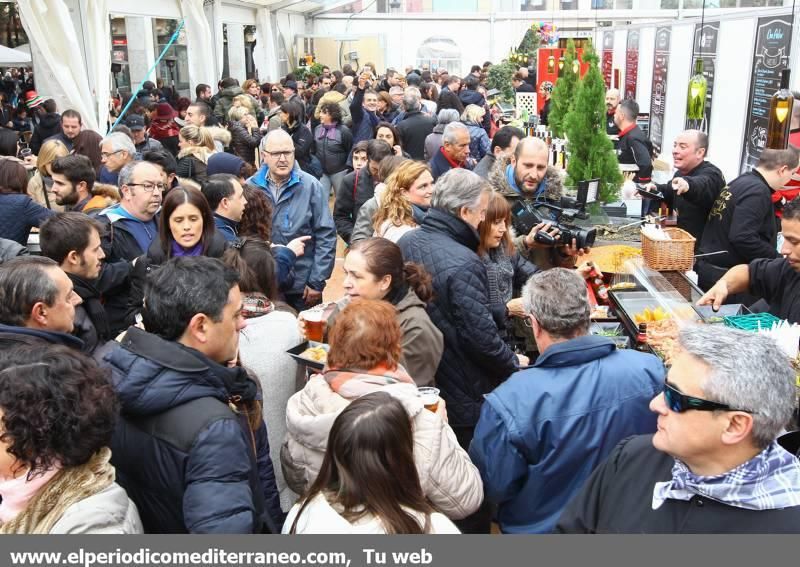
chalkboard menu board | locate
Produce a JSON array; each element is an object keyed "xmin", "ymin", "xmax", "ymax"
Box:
[
  {"xmin": 740, "ymin": 16, "xmax": 793, "ymax": 173},
  {"xmin": 602, "ymin": 31, "xmax": 614, "ymax": 89},
  {"xmin": 625, "ymin": 31, "xmax": 639, "ymax": 101},
  {"xmin": 685, "ymin": 22, "xmax": 719, "ymax": 135},
  {"xmin": 649, "ymin": 27, "xmax": 671, "ymax": 155}
]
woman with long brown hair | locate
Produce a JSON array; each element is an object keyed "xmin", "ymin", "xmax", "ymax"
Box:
[
  {"xmin": 285, "ymin": 391, "xmax": 460, "ymax": 534},
  {"xmin": 283, "ymin": 300, "xmax": 481, "ymax": 525},
  {"xmin": 127, "ymin": 185, "xmax": 227, "ymax": 323},
  {"xmin": 371, "ymin": 160, "xmax": 433, "ymax": 242}
]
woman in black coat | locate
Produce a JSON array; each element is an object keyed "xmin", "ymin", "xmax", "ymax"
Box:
[
  {"xmin": 280, "ymin": 100, "xmax": 317, "ymax": 178},
  {"xmin": 313, "ymin": 101, "xmax": 352, "ymax": 196}
]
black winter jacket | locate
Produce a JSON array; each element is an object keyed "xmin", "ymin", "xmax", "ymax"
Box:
[
  {"xmin": 334, "ymin": 166, "xmax": 376, "ymax": 244},
  {"xmin": 283, "ymin": 122, "xmax": 315, "ymax": 177},
  {"xmin": 127, "ymin": 232, "xmax": 228, "ymax": 325},
  {"xmin": 617, "ymin": 124, "xmax": 652, "ymax": 183},
  {"xmin": 397, "ymin": 208, "xmax": 519, "ymax": 427},
  {"xmin": 657, "ymin": 160, "xmax": 726, "ymax": 245},
  {"xmin": 313, "ymin": 123, "xmax": 353, "ymax": 175},
  {"xmin": 696, "ymin": 170, "xmax": 778, "ymax": 289},
  {"xmin": 69, "ymin": 272, "xmax": 119, "ymax": 355},
  {"xmin": 556, "ymin": 435, "xmax": 800, "ymax": 533},
  {"xmin": 94, "ymin": 210, "xmax": 159, "ymax": 334},
  {"xmin": 0, "ymin": 193, "xmax": 54, "ymax": 245},
  {"xmin": 104, "ymin": 327, "xmax": 283, "ymax": 533},
  {"xmin": 396, "ymin": 110, "xmax": 436, "ymax": 160},
  {"xmin": 0, "ymin": 324, "xmax": 84, "ymax": 352},
  {"xmin": 30, "ymin": 112, "xmax": 62, "ymax": 155},
  {"xmin": 228, "ymin": 121, "xmax": 262, "ymax": 166}
]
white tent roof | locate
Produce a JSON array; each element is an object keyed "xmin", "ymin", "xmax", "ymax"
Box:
[
  {"xmin": 243, "ymin": 0, "xmax": 357, "ymax": 15},
  {"xmin": 0, "ymin": 44, "xmax": 32, "ymax": 65}
]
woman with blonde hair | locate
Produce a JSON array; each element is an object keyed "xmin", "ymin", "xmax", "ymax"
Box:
[
  {"xmin": 27, "ymin": 139, "xmax": 69, "ymax": 210},
  {"xmin": 233, "ymin": 93, "xmax": 258, "ymax": 119},
  {"xmin": 175, "ymin": 125, "xmax": 215, "ymax": 185},
  {"xmin": 228, "ymin": 105, "xmax": 262, "ymax": 165},
  {"xmin": 461, "ymin": 104, "xmax": 490, "ymax": 162},
  {"xmin": 372, "ymin": 160, "xmax": 433, "ymax": 242}
]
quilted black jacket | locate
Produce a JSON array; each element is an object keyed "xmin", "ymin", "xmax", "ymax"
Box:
[{"xmin": 397, "ymin": 208, "xmax": 519, "ymax": 427}]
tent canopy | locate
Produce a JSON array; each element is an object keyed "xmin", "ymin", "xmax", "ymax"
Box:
[{"xmin": 0, "ymin": 44, "xmax": 32, "ymax": 66}]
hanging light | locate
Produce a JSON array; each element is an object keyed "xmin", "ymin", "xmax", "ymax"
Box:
[
  {"xmin": 572, "ymin": 59, "xmax": 580, "ymax": 74},
  {"xmin": 686, "ymin": 58, "xmax": 707, "ymax": 122},
  {"xmin": 687, "ymin": 0, "xmax": 708, "ymax": 126},
  {"xmin": 548, "ymin": 53, "xmax": 555, "ymax": 72},
  {"xmin": 558, "ymin": 57, "xmax": 565, "ymax": 71}
]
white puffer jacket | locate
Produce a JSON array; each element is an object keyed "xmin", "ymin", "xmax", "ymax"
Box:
[{"xmin": 280, "ymin": 378, "xmax": 484, "ymax": 520}]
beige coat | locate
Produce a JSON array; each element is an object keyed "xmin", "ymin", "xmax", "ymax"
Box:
[{"xmin": 280, "ymin": 379, "xmax": 483, "ymax": 520}]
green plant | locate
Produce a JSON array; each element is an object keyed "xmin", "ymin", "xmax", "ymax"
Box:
[
  {"xmin": 309, "ymin": 62, "xmax": 325, "ymax": 76},
  {"xmin": 564, "ymin": 41, "xmax": 623, "ymax": 203},
  {"xmin": 547, "ymin": 39, "xmax": 578, "ymax": 138},
  {"xmin": 291, "ymin": 67, "xmax": 308, "ymax": 81},
  {"xmin": 487, "ymin": 60, "xmax": 516, "ymax": 104}
]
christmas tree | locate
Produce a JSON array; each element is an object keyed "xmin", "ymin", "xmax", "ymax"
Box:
[
  {"xmin": 487, "ymin": 61, "xmax": 517, "ymax": 104},
  {"xmin": 547, "ymin": 39, "xmax": 578, "ymax": 138},
  {"xmin": 564, "ymin": 41, "xmax": 623, "ymax": 203}
]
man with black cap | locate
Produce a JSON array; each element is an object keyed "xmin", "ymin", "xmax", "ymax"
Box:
[
  {"xmin": 283, "ymin": 80, "xmax": 305, "ymax": 122},
  {"xmin": 125, "ymin": 114, "xmax": 163, "ymax": 159}
]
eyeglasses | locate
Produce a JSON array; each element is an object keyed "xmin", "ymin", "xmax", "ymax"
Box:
[
  {"xmin": 100, "ymin": 150, "xmax": 123, "ymax": 159},
  {"xmin": 263, "ymin": 150, "xmax": 294, "ymax": 159},
  {"xmin": 663, "ymin": 380, "xmax": 753, "ymax": 414},
  {"xmin": 127, "ymin": 182, "xmax": 166, "ymax": 192}
]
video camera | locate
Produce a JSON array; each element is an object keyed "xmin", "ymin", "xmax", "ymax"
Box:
[{"xmin": 510, "ymin": 198, "xmax": 596, "ymax": 249}]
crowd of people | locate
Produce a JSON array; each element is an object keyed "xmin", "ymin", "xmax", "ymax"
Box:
[{"xmin": 1, "ymin": 60, "xmax": 800, "ymax": 535}]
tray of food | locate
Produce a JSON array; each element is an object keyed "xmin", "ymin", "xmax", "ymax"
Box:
[
  {"xmin": 590, "ymin": 322, "xmax": 630, "ymax": 349},
  {"xmin": 287, "ymin": 341, "xmax": 330, "ymax": 371}
]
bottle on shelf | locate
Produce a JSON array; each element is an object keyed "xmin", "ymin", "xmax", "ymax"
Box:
[
  {"xmin": 767, "ymin": 68, "xmax": 794, "ymax": 150},
  {"xmin": 551, "ymin": 143, "xmax": 558, "ymax": 166},
  {"xmin": 546, "ymin": 130, "xmax": 552, "ymax": 147}
]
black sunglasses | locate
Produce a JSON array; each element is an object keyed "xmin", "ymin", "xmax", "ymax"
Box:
[{"xmin": 663, "ymin": 381, "xmax": 752, "ymax": 414}]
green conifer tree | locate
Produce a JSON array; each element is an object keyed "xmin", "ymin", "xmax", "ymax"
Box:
[
  {"xmin": 547, "ymin": 39, "xmax": 578, "ymax": 139},
  {"xmin": 564, "ymin": 41, "xmax": 623, "ymax": 203}
]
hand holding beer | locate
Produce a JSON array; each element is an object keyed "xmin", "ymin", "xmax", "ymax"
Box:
[
  {"xmin": 299, "ymin": 306, "xmax": 326, "ymax": 343},
  {"xmin": 418, "ymin": 387, "xmax": 441, "ymax": 414}
]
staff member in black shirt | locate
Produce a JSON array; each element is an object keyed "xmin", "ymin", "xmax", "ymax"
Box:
[
  {"xmin": 646, "ymin": 130, "xmax": 726, "ymax": 247},
  {"xmin": 696, "ymin": 147, "xmax": 798, "ymax": 293},
  {"xmin": 614, "ymin": 99, "xmax": 651, "ymax": 183},
  {"xmin": 605, "ymin": 88, "xmax": 620, "ymax": 137},
  {"xmin": 698, "ymin": 195, "xmax": 800, "ymax": 323}
]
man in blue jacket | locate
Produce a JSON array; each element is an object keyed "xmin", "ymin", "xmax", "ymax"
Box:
[
  {"xmin": 247, "ymin": 130, "xmax": 336, "ymax": 311},
  {"xmin": 104, "ymin": 257, "xmax": 283, "ymax": 533},
  {"xmin": 469, "ymin": 268, "xmax": 664, "ymax": 534}
]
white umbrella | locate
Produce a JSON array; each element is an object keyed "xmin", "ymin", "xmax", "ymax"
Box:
[{"xmin": 0, "ymin": 44, "xmax": 32, "ymax": 66}]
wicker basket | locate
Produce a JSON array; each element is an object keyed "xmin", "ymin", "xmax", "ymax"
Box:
[{"xmin": 641, "ymin": 227, "xmax": 696, "ymax": 271}]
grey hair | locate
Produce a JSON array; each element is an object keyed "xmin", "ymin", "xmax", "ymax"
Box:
[
  {"xmin": 0, "ymin": 256, "xmax": 60, "ymax": 326},
  {"xmin": 677, "ymin": 326, "xmax": 796, "ymax": 448},
  {"xmin": 100, "ymin": 132, "xmax": 136, "ymax": 157},
  {"xmin": 521, "ymin": 268, "xmax": 590, "ymax": 338},
  {"xmin": 117, "ymin": 160, "xmax": 143, "ymax": 188},
  {"xmin": 430, "ymin": 169, "xmax": 487, "ymax": 216},
  {"xmin": 436, "ymin": 108, "xmax": 460, "ymax": 126},
  {"xmin": 442, "ymin": 121, "xmax": 469, "ymax": 144},
  {"xmin": 402, "ymin": 91, "xmax": 421, "ymax": 112},
  {"xmin": 259, "ymin": 128, "xmax": 292, "ymax": 151}
]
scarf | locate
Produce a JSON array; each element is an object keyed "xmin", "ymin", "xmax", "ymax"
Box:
[
  {"xmin": 505, "ymin": 163, "xmax": 546, "ymax": 199},
  {"xmin": 0, "ymin": 448, "xmax": 115, "ymax": 534},
  {"xmin": 440, "ymin": 146, "xmax": 463, "ymax": 169},
  {"xmin": 316, "ymin": 124, "xmax": 339, "ymax": 141},
  {"xmin": 0, "ymin": 466, "xmax": 61, "ymax": 523},
  {"xmin": 482, "ymin": 247, "xmax": 514, "ymax": 306},
  {"xmin": 652, "ymin": 441, "xmax": 800, "ymax": 511},
  {"xmin": 69, "ymin": 273, "xmax": 111, "ymax": 342},
  {"xmin": 171, "ymin": 240, "xmax": 203, "ymax": 257},
  {"xmin": 322, "ymin": 364, "xmax": 415, "ymax": 399},
  {"xmin": 242, "ymin": 292, "xmax": 275, "ymax": 319}
]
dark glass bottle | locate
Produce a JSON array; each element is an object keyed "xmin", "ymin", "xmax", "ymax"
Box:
[{"xmin": 767, "ymin": 69, "xmax": 794, "ymax": 150}]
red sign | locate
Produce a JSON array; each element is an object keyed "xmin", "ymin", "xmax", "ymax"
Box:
[
  {"xmin": 625, "ymin": 31, "xmax": 639, "ymax": 100},
  {"xmin": 112, "ymin": 38, "xmax": 128, "ymax": 46},
  {"xmin": 602, "ymin": 31, "xmax": 614, "ymax": 89}
]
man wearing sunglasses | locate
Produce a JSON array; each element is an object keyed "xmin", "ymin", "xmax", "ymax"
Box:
[
  {"xmin": 557, "ymin": 325, "xmax": 800, "ymax": 533},
  {"xmin": 469, "ymin": 268, "xmax": 664, "ymax": 534},
  {"xmin": 699, "ymin": 195, "xmax": 800, "ymax": 324}
]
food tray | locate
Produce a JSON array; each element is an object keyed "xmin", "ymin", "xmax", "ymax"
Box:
[
  {"xmin": 287, "ymin": 341, "xmax": 329, "ymax": 372},
  {"xmin": 693, "ymin": 304, "xmax": 750, "ymax": 324},
  {"xmin": 641, "ymin": 227, "xmax": 695, "ymax": 271},
  {"xmin": 723, "ymin": 313, "xmax": 781, "ymax": 332}
]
